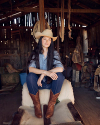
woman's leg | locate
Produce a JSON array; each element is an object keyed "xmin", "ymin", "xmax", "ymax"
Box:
[
  {"xmin": 46, "ymin": 72, "xmax": 65, "ymax": 119},
  {"xmin": 51, "ymin": 72, "xmax": 65, "ymax": 94},
  {"xmin": 26, "ymin": 72, "xmax": 39, "ymax": 95},
  {"xmin": 26, "ymin": 73, "xmax": 42, "ymax": 118}
]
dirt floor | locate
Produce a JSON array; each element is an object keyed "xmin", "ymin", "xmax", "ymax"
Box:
[{"xmin": 0, "ymin": 85, "xmax": 22, "ymax": 125}]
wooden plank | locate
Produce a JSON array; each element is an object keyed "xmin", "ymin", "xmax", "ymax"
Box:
[
  {"xmin": 74, "ymin": 87, "xmax": 100, "ymax": 125},
  {"xmin": 0, "ymin": 0, "xmax": 9, "ymax": 4},
  {"xmin": 76, "ymin": 2, "xmax": 91, "ymax": 9},
  {"xmin": 75, "ymin": 2, "xmax": 100, "ymax": 16},
  {"xmin": 50, "ymin": 121, "xmax": 83, "ymax": 125},
  {"xmin": 39, "ymin": 0, "xmax": 45, "ymax": 32},
  {"xmin": 11, "ymin": 109, "xmax": 24, "ymax": 125},
  {"xmin": 0, "ymin": 11, "xmax": 21, "ymax": 19},
  {"xmin": 67, "ymin": 102, "xmax": 84, "ymax": 124},
  {"xmin": 92, "ymin": 0, "xmax": 100, "ymax": 4},
  {"xmin": 0, "ymin": 3, "xmax": 39, "ymax": 23},
  {"xmin": 43, "ymin": 105, "xmax": 51, "ymax": 125},
  {"xmin": 15, "ymin": 8, "xmax": 100, "ymax": 13},
  {"xmin": 13, "ymin": 0, "xmax": 34, "ymax": 8},
  {"xmin": 0, "ymin": 0, "xmax": 36, "ymax": 11},
  {"xmin": 70, "ymin": 9, "xmax": 100, "ymax": 13},
  {"xmin": 0, "ymin": 26, "xmax": 33, "ymax": 29},
  {"xmin": 0, "ymin": 26, "xmax": 86, "ymax": 32},
  {"xmin": 0, "ymin": 3, "xmax": 38, "ymax": 18},
  {"xmin": 0, "ymin": 12, "xmax": 23, "ymax": 24}
]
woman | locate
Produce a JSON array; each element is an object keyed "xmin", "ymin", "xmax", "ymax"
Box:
[{"xmin": 26, "ymin": 29, "xmax": 65, "ymax": 119}]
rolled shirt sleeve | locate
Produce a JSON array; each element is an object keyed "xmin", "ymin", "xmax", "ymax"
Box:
[
  {"xmin": 53, "ymin": 51, "xmax": 64, "ymax": 70},
  {"xmin": 29, "ymin": 55, "xmax": 36, "ymax": 68}
]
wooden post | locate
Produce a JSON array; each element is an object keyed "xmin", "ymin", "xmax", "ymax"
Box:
[
  {"xmin": 39, "ymin": 0, "xmax": 45, "ymax": 32},
  {"xmin": 19, "ymin": 29, "xmax": 25, "ymax": 69},
  {"xmin": 57, "ymin": 0, "xmax": 59, "ymax": 52}
]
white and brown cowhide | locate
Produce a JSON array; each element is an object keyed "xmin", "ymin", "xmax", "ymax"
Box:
[
  {"xmin": 22, "ymin": 79, "xmax": 75, "ymax": 107},
  {"xmin": 12, "ymin": 79, "xmax": 77, "ymax": 125}
]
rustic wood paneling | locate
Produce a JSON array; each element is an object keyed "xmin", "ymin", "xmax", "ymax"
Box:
[
  {"xmin": 0, "ymin": 28, "xmax": 33, "ymax": 69},
  {"xmin": 87, "ymin": 23, "xmax": 100, "ymax": 48}
]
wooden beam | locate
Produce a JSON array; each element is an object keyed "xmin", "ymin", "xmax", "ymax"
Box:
[
  {"xmin": 0, "ymin": 0, "xmax": 9, "ymax": 4},
  {"xmin": 0, "ymin": 3, "xmax": 39, "ymax": 24},
  {"xmin": 92, "ymin": 0, "xmax": 100, "ymax": 4},
  {"xmin": 39, "ymin": 0, "xmax": 45, "ymax": 32},
  {"xmin": 75, "ymin": 1, "xmax": 100, "ymax": 16},
  {"xmin": 76, "ymin": 2, "xmax": 90, "ymax": 9},
  {"xmin": 0, "ymin": 11, "xmax": 18, "ymax": 19},
  {"xmin": 0, "ymin": 3, "xmax": 38, "ymax": 19},
  {"xmin": 15, "ymin": 8, "xmax": 100, "ymax": 13},
  {"xmin": 13, "ymin": 0, "xmax": 38, "ymax": 8},
  {"xmin": 70, "ymin": 9, "xmax": 100, "ymax": 13},
  {"xmin": 0, "ymin": 1, "xmax": 38, "ymax": 14},
  {"xmin": 0, "ymin": 26, "xmax": 86, "ymax": 30},
  {"xmin": 0, "ymin": 26, "xmax": 33, "ymax": 29},
  {"xmin": 0, "ymin": 12, "xmax": 23, "ymax": 24}
]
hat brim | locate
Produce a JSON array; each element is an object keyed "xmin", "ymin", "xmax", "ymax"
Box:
[{"xmin": 35, "ymin": 32, "xmax": 57, "ymax": 41}]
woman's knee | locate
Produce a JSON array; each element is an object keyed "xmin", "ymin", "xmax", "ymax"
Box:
[
  {"xmin": 26, "ymin": 72, "xmax": 38, "ymax": 81},
  {"xmin": 56, "ymin": 72, "xmax": 65, "ymax": 79}
]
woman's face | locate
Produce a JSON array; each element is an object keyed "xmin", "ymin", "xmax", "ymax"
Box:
[{"xmin": 42, "ymin": 36, "xmax": 51, "ymax": 48}]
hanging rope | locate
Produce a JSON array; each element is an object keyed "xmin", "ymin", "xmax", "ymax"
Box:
[
  {"xmin": 68, "ymin": 0, "xmax": 73, "ymax": 39},
  {"xmin": 60, "ymin": 0, "xmax": 64, "ymax": 42}
]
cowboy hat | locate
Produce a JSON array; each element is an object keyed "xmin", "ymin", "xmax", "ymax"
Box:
[{"xmin": 35, "ymin": 29, "xmax": 57, "ymax": 41}]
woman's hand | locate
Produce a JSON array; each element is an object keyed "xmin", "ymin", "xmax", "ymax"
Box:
[
  {"xmin": 37, "ymin": 73, "xmax": 45, "ymax": 87},
  {"xmin": 44, "ymin": 71, "xmax": 58, "ymax": 80}
]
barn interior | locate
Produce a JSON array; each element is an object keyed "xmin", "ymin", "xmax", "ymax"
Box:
[{"xmin": 0, "ymin": 0, "xmax": 100, "ymax": 125}]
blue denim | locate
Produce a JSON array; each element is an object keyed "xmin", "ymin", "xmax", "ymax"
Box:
[{"xmin": 26, "ymin": 72, "xmax": 65, "ymax": 95}]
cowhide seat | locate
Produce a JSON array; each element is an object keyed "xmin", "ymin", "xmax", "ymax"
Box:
[{"xmin": 11, "ymin": 79, "xmax": 84, "ymax": 125}]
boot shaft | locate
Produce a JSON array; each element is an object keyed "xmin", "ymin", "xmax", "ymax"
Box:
[
  {"xmin": 29, "ymin": 91, "xmax": 40, "ymax": 106},
  {"xmin": 49, "ymin": 90, "xmax": 60, "ymax": 105}
]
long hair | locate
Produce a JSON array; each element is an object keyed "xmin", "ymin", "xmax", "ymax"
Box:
[{"xmin": 27, "ymin": 36, "xmax": 54, "ymax": 74}]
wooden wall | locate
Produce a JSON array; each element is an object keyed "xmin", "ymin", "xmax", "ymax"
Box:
[
  {"xmin": 88, "ymin": 24, "xmax": 100, "ymax": 47},
  {"xmin": 0, "ymin": 28, "xmax": 34, "ymax": 71},
  {"xmin": 87, "ymin": 23, "xmax": 100, "ymax": 62},
  {"xmin": 0, "ymin": 12, "xmax": 85, "ymax": 70}
]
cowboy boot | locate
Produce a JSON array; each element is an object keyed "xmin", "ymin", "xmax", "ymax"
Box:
[
  {"xmin": 45, "ymin": 90, "xmax": 60, "ymax": 119},
  {"xmin": 29, "ymin": 91, "xmax": 42, "ymax": 118}
]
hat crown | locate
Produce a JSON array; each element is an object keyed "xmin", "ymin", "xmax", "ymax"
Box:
[
  {"xmin": 42, "ymin": 29, "xmax": 53, "ymax": 37},
  {"xmin": 35, "ymin": 29, "xmax": 57, "ymax": 42}
]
